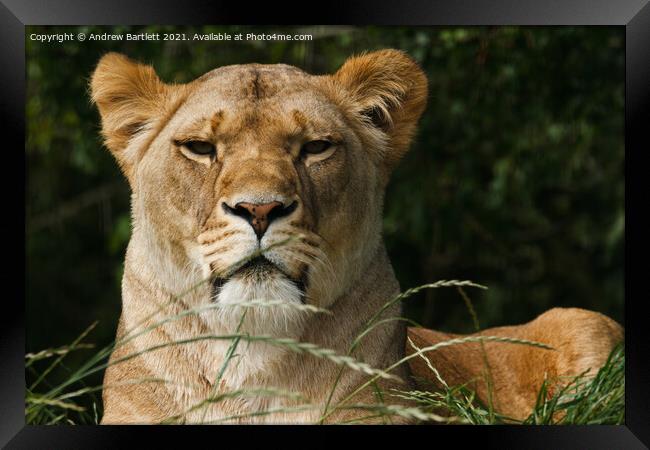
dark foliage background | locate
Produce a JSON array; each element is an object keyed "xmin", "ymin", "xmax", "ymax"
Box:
[{"xmin": 26, "ymin": 26, "xmax": 624, "ymax": 391}]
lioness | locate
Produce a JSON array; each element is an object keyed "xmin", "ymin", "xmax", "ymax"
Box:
[{"xmin": 90, "ymin": 49, "xmax": 623, "ymax": 424}]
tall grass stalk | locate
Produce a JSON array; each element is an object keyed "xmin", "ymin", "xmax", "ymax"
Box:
[{"xmin": 457, "ymin": 286, "xmax": 496, "ymax": 422}]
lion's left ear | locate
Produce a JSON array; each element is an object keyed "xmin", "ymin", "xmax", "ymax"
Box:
[{"xmin": 332, "ymin": 49, "xmax": 428, "ymax": 169}]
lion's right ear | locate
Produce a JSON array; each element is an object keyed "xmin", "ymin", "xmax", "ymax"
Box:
[{"xmin": 90, "ymin": 53, "xmax": 174, "ymax": 178}]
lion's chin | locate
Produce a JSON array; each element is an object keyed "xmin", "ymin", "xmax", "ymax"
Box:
[
  {"xmin": 211, "ymin": 256, "xmax": 306, "ymax": 304},
  {"xmin": 209, "ymin": 268, "xmax": 308, "ymax": 338},
  {"xmin": 215, "ymin": 274, "xmax": 304, "ymax": 307}
]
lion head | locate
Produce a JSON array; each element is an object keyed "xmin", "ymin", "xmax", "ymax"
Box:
[{"xmin": 91, "ymin": 50, "xmax": 427, "ymax": 339}]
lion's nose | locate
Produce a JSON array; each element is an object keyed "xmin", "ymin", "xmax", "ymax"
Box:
[{"xmin": 223, "ymin": 200, "xmax": 298, "ymax": 239}]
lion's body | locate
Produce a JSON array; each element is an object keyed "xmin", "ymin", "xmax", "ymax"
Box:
[
  {"xmin": 91, "ymin": 50, "xmax": 622, "ymax": 424},
  {"xmin": 407, "ymin": 307, "xmax": 623, "ymax": 420}
]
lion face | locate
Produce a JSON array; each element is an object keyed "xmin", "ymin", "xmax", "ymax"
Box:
[
  {"xmin": 91, "ymin": 50, "xmax": 427, "ymax": 333},
  {"xmin": 142, "ymin": 64, "xmax": 382, "ymax": 311}
]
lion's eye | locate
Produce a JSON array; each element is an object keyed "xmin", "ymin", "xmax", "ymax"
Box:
[
  {"xmin": 301, "ymin": 140, "xmax": 332, "ymax": 155},
  {"xmin": 183, "ymin": 140, "xmax": 216, "ymax": 156}
]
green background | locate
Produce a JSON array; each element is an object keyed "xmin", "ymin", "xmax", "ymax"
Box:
[{"xmin": 26, "ymin": 25, "xmax": 624, "ymax": 391}]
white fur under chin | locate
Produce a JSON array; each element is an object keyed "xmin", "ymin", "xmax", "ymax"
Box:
[
  {"xmin": 213, "ymin": 275, "xmax": 307, "ymax": 338},
  {"xmin": 199, "ymin": 275, "xmax": 308, "ymax": 390}
]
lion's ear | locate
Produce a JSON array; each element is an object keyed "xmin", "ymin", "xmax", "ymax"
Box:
[
  {"xmin": 90, "ymin": 53, "xmax": 173, "ymax": 178},
  {"xmin": 333, "ymin": 49, "xmax": 428, "ymax": 168}
]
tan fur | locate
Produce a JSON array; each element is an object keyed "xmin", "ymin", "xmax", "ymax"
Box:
[
  {"xmin": 406, "ymin": 308, "xmax": 623, "ymax": 421},
  {"xmin": 90, "ymin": 50, "xmax": 622, "ymax": 425}
]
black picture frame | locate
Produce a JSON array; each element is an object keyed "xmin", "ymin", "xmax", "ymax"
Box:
[{"xmin": 4, "ymin": 0, "xmax": 649, "ymax": 448}]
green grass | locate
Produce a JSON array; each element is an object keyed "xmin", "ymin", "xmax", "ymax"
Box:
[{"xmin": 25, "ymin": 265, "xmax": 625, "ymax": 425}]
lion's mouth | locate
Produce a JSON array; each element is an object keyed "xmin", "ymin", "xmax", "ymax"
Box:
[{"xmin": 211, "ymin": 256, "xmax": 307, "ymax": 303}]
